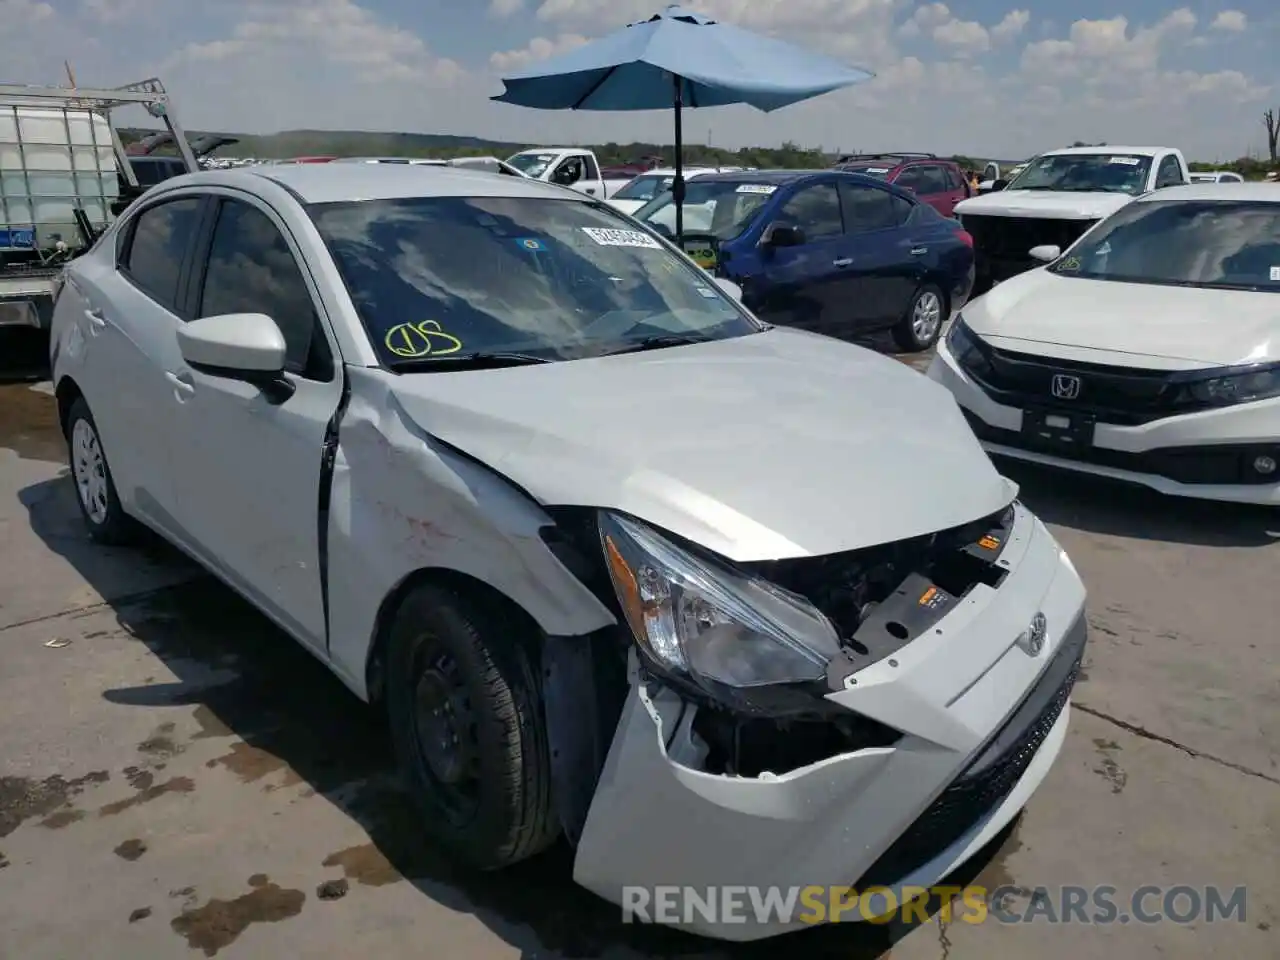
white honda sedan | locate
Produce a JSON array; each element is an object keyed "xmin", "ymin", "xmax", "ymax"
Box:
[
  {"xmin": 931, "ymin": 183, "xmax": 1280, "ymax": 506},
  {"xmin": 50, "ymin": 163, "xmax": 1085, "ymax": 940}
]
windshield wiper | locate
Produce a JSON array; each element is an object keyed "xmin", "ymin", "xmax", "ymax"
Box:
[
  {"xmin": 596, "ymin": 333, "xmax": 716, "ymax": 357},
  {"xmin": 389, "ymin": 351, "xmax": 552, "ymax": 372}
]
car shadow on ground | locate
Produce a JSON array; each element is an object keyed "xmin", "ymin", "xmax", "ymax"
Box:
[
  {"xmin": 18, "ymin": 470, "xmax": 1016, "ymax": 960},
  {"xmin": 995, "ymin": 459, "xmax": 1280, "ymax": 548}
]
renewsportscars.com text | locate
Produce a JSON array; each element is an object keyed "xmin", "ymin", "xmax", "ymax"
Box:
[{"xmin": 622, "ymin": 884, "xmax": 1248, "ymax": 926}]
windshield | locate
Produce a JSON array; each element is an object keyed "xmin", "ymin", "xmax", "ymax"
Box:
[
  {"xmin": 1048, "ymin": 200, "xmax": 1280, "ymax": 292},
  {"xmin": 308, "ymin": 196, "xmax": 761, "ymax": 367},
  {"xmin": 612, "ymin": 174, "xmax": 676, "ymax": 202},
  {"xmin": 1007, "ymin": 154, "xmax": 1152, "ymax": 194},
  {"xmin": 633, "ymin": 179, "xmax": 777, "ymax": 239},
  {"xmin": 507, "ymin": 153, "xmax": 557, "ymax": 178}
]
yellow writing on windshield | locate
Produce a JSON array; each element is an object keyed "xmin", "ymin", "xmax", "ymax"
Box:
[{"xmin": 384, "ymin": 320, "xmax": 463, "ymax": 358}]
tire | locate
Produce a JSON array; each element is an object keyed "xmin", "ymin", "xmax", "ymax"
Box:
[
  {"xmin": 385, "ymin": 583, "xmax": 558, "ymax": 869},
  {"xmin": 65, "ymin": 398, "xmax": 137, "ymax": 545},
  {"xmin": 893, "ymin": 283, "xmax": 947, "ymax": 352}
]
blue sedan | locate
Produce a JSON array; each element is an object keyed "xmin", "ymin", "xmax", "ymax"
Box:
[{"xmin": 633, "ymin": 170, "xmax": 975, "ymax": 351}]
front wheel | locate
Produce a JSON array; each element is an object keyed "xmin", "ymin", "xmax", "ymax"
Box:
[
  {"xmin": 893, "ymin": 284, "xmax": 947, "ymax": 352},
  {"xmin": 385, "ymin": 583, "xmax": 559, "ymax": 869},
  {"xmin": 66, "ymin": 398, "xmax": 137, "ymax": 545}
]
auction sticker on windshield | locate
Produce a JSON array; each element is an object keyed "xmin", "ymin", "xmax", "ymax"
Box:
[
  {"xmin": 581, "ymin": 227, "xmax": 662, "ymax": 248},
  {"xmin": 736, "ymin": 184, "xmax": 776, "ymax": 194},
  {"xmin": 1108, "ymin": 157, "xmax": 1141, "ymax": 165},
  {"xmin": 1270, "ymin": 266, "xmax": 1280, "ymax": 281}
]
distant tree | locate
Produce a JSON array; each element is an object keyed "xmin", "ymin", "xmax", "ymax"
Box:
[{"xmin": 1264, "ymin": 108, "xmax": 1278, "ymax": 165}]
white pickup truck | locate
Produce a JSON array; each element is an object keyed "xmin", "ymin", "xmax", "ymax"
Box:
[
  {"xmin": 955, "ymin": 145, "xmax": 1190, "ymax": 292},
  {"xmin": 505, "ymin": 147, "xmax": 623, "ymax": 199}
]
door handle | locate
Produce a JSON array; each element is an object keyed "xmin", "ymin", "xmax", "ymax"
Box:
[
  {"xmin": 585, "ymin": 187, "xmax": 597, "ymax": 195},
  {"xmin": 833, "ymin": 257, "xmax": 853, "ymax": 268},
  {"xmin": 84, "ymin": 307, "xmax": 106, "ymax": 328},
  {"xmin": 165, "ymin": 370, "xmax": 195, "ymax": 400},
  {"xmin": 910, "ymin": 246, "xmax": 928, "ymax": 256}
]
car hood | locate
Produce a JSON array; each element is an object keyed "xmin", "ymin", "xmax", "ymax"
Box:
[
  {"xmin": 386, "ymin": 328, "xmax": 1014, "ymax": 561},
  {"xmin": 955, "ymin": 190, "xmax": 1136, "ymax": 221},
  {"xmin": 965, "ymin": 270, "xmax": 1280, "ymax": 368}
]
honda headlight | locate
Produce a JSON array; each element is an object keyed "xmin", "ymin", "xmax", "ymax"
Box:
[
  {"xmin": 946, "ymin": 316, "xmax": 992, "ymax": 378},
  {"xmin": 598, "ymin": 512, "xmax": 842, "ymax": 695},
  {"xmin": 1184, "ymin": 364, "xmax": 1280, "ymax": 407}
]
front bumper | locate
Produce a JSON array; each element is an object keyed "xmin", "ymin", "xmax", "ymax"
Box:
[
  {"xmin": 930, "ymin": 340, "xmax": 1280, "ymax": 506},
  {"xmin": 572, "ymin": 504, "xmax": 1085, "ymax": 940}
]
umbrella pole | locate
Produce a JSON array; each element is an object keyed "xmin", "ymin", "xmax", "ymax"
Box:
[{"xmin": 672, "ymin": 72, "xmax": 684, "ymax": 244}]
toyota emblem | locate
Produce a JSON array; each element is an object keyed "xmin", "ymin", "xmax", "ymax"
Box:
[
  {"xmin": 1051, "ymin": 374, "xmax": 1081, "ymax": 400},
  {"xmin": 1016, "ymin": 613, "xmax": 1047, "ymax": 656}
]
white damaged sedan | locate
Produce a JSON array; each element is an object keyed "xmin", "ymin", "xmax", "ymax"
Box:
[
  {"xmin": 933, "ymin": 183, "xmax": 1280, "ymax": 506},
  {"xmin": 50, "ymin": 163, "xmax": 1086, "ymax": 940}
]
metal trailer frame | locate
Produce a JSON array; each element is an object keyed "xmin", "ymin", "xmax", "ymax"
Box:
[
  {"xmin": 0, "ymin": 77, "xmax": 199, "ymax": 190},
  {"xmin": 0, "ymin": 78, "xmax": 195, "ymax": 330}
]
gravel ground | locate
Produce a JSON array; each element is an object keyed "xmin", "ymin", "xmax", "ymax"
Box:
[{"xmin": 0, "ymin": 328, "xmax": 1275, "ymax": 959}]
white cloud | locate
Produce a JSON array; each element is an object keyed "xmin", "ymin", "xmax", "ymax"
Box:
[
  {"xmin": 1020, "ymin": 9, "xmax": 1198, "ymax": 78},
  {"xmin": 2, "ymin": 0, "xmax": 53, "ymax": 23},
  {"xmin": 487, "ymin": 0, "xmax": 523, "ymax": 17},
  {"xmin": 991, "ymin": 10, "xmax": 1030, "ymax": 42},
  {"xmin": 933, "ymin": 17, "xmax": 990, "ymax": 55},
  {"xmin": 1210, "ymin": 10, "xmax": 1246, "ymax": 31},
  {"xmin": 0, "ymin": 0, "xmax": 1269, "ymax": 163},
  {"xmin": 490, "ymin": 33, "xmax": 589, "ymax": 72},
  {"xmin": 165, "ymin": 0, "xmax": 462, "ymax": 86}
]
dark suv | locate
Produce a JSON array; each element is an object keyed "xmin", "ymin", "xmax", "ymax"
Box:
[{"xmin": 833, "ymin": 153, "xmax": 971, "ymax": 219}]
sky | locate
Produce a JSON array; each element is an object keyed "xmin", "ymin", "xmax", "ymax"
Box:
[{"xmin": 2, "ymin": 0, "xmax": 1276, "ymax": 160}]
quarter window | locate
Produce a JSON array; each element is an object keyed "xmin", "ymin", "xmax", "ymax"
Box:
[
  {"xmin": 121, "ymin": 197, "xmax": 203, "ymax": 310},
  {"xmin": 198, "ymin": 200, "xmax": 325, "ymax": 377}
]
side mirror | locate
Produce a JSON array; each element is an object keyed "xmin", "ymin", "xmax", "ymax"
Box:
[
  {"xmin": 990, "ymin": 179, "xmax": 1010, "ymax": 192},
  {"xmin": 177, "ymin": 313, "xmax": 296, "ymax": 403},
  {"xmin": 762, "ymin": 222, "xmax": 805, "ymax": 248},
  {"xmin": 1029, "ymin": 244, "xmax": 1061, "ymax": 263},
  {"xmin": 713, "ymin": 278, "xmax": 742, "ymax": 301}
]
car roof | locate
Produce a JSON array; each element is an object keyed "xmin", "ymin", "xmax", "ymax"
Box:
[
  {"xmin": 184, "ymin": 164, "xmax": 588, "ymax": 203},
  {"xmin": 1133, "ymin": 182, "xmax": 1280, "ymax": 203},
  {"xmin": 691, "ymin": 169, "xmax": 825, "ymax": 185},
  {"xmin": 1042, "ymin": 145, "xmax": 1172, "ymax": 157}
]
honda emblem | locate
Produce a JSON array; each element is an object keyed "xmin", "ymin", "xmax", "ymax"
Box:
[{"xmin": 1051, "ymin": 373, "xmax": 1081, "ymax": 400}]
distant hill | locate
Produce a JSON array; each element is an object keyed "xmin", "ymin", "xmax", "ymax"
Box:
[
  {"xmin": 118, "ymin": 126, "xmax": 1275, "ymax": 178},
  {"xmin": 118, "ymin": 127, "xmax": 853, "ymax": 169}
]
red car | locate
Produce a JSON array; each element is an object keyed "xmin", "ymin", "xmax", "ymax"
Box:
[{"xmin": 833, "ymin": 153, "xmax": 971, "ymax": 218}]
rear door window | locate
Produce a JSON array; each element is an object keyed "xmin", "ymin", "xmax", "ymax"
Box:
[
  {"xmin": 838, "ymin": 181, "xmax": 910, "ymax": 232},
  {"xmin": 777, "ymin": 183, "xmax": 842, "ymax": 240},
  {"xmin": 120, "ymin": 196, "xmax": 203, "ymax": 310}
]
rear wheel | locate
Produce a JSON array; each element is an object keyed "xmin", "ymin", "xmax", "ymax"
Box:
[
  {"xmin": 66, "ymin": 398, "xmax": 137, "ymax": 545},
  {"xmin": 385, "ymin": 583, "xmax": 558, "ymax": 869},
  {"xmin": 893, "ymin": 283, "xmax": 946, "ymax": 352}
]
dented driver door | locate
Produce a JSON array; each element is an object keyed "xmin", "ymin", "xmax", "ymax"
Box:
[{"xmin": 166, "ymin": 196, "xmax": 343, "ymax": 653}]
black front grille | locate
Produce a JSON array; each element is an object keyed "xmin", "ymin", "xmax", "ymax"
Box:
[
  {"xmin": 856, "ymin": 615, "xmax": 1086, "ymax": 889},
  {"xmin": 964, "ymin": 344, "xmax": 1181, "ymax": 426},
  {"xmin": 965, "ymin": 412, "xmax": 1280, "ymax": 486},
  {"xmin": 962, "ymin": 214, "xmax": 1098, "ymax": 281}
]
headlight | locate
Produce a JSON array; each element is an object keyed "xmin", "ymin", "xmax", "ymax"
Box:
[
  {"xmin": 946, "ymin": 316, "xmax": 992, "ymax": 378},
  {"xmin": 598, "ymin": 512, "xmax": 842, "ymax": 696},
  {"xmin": 1183, "ymin": 364, "xmax": 1280, "ymax": 407}
]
